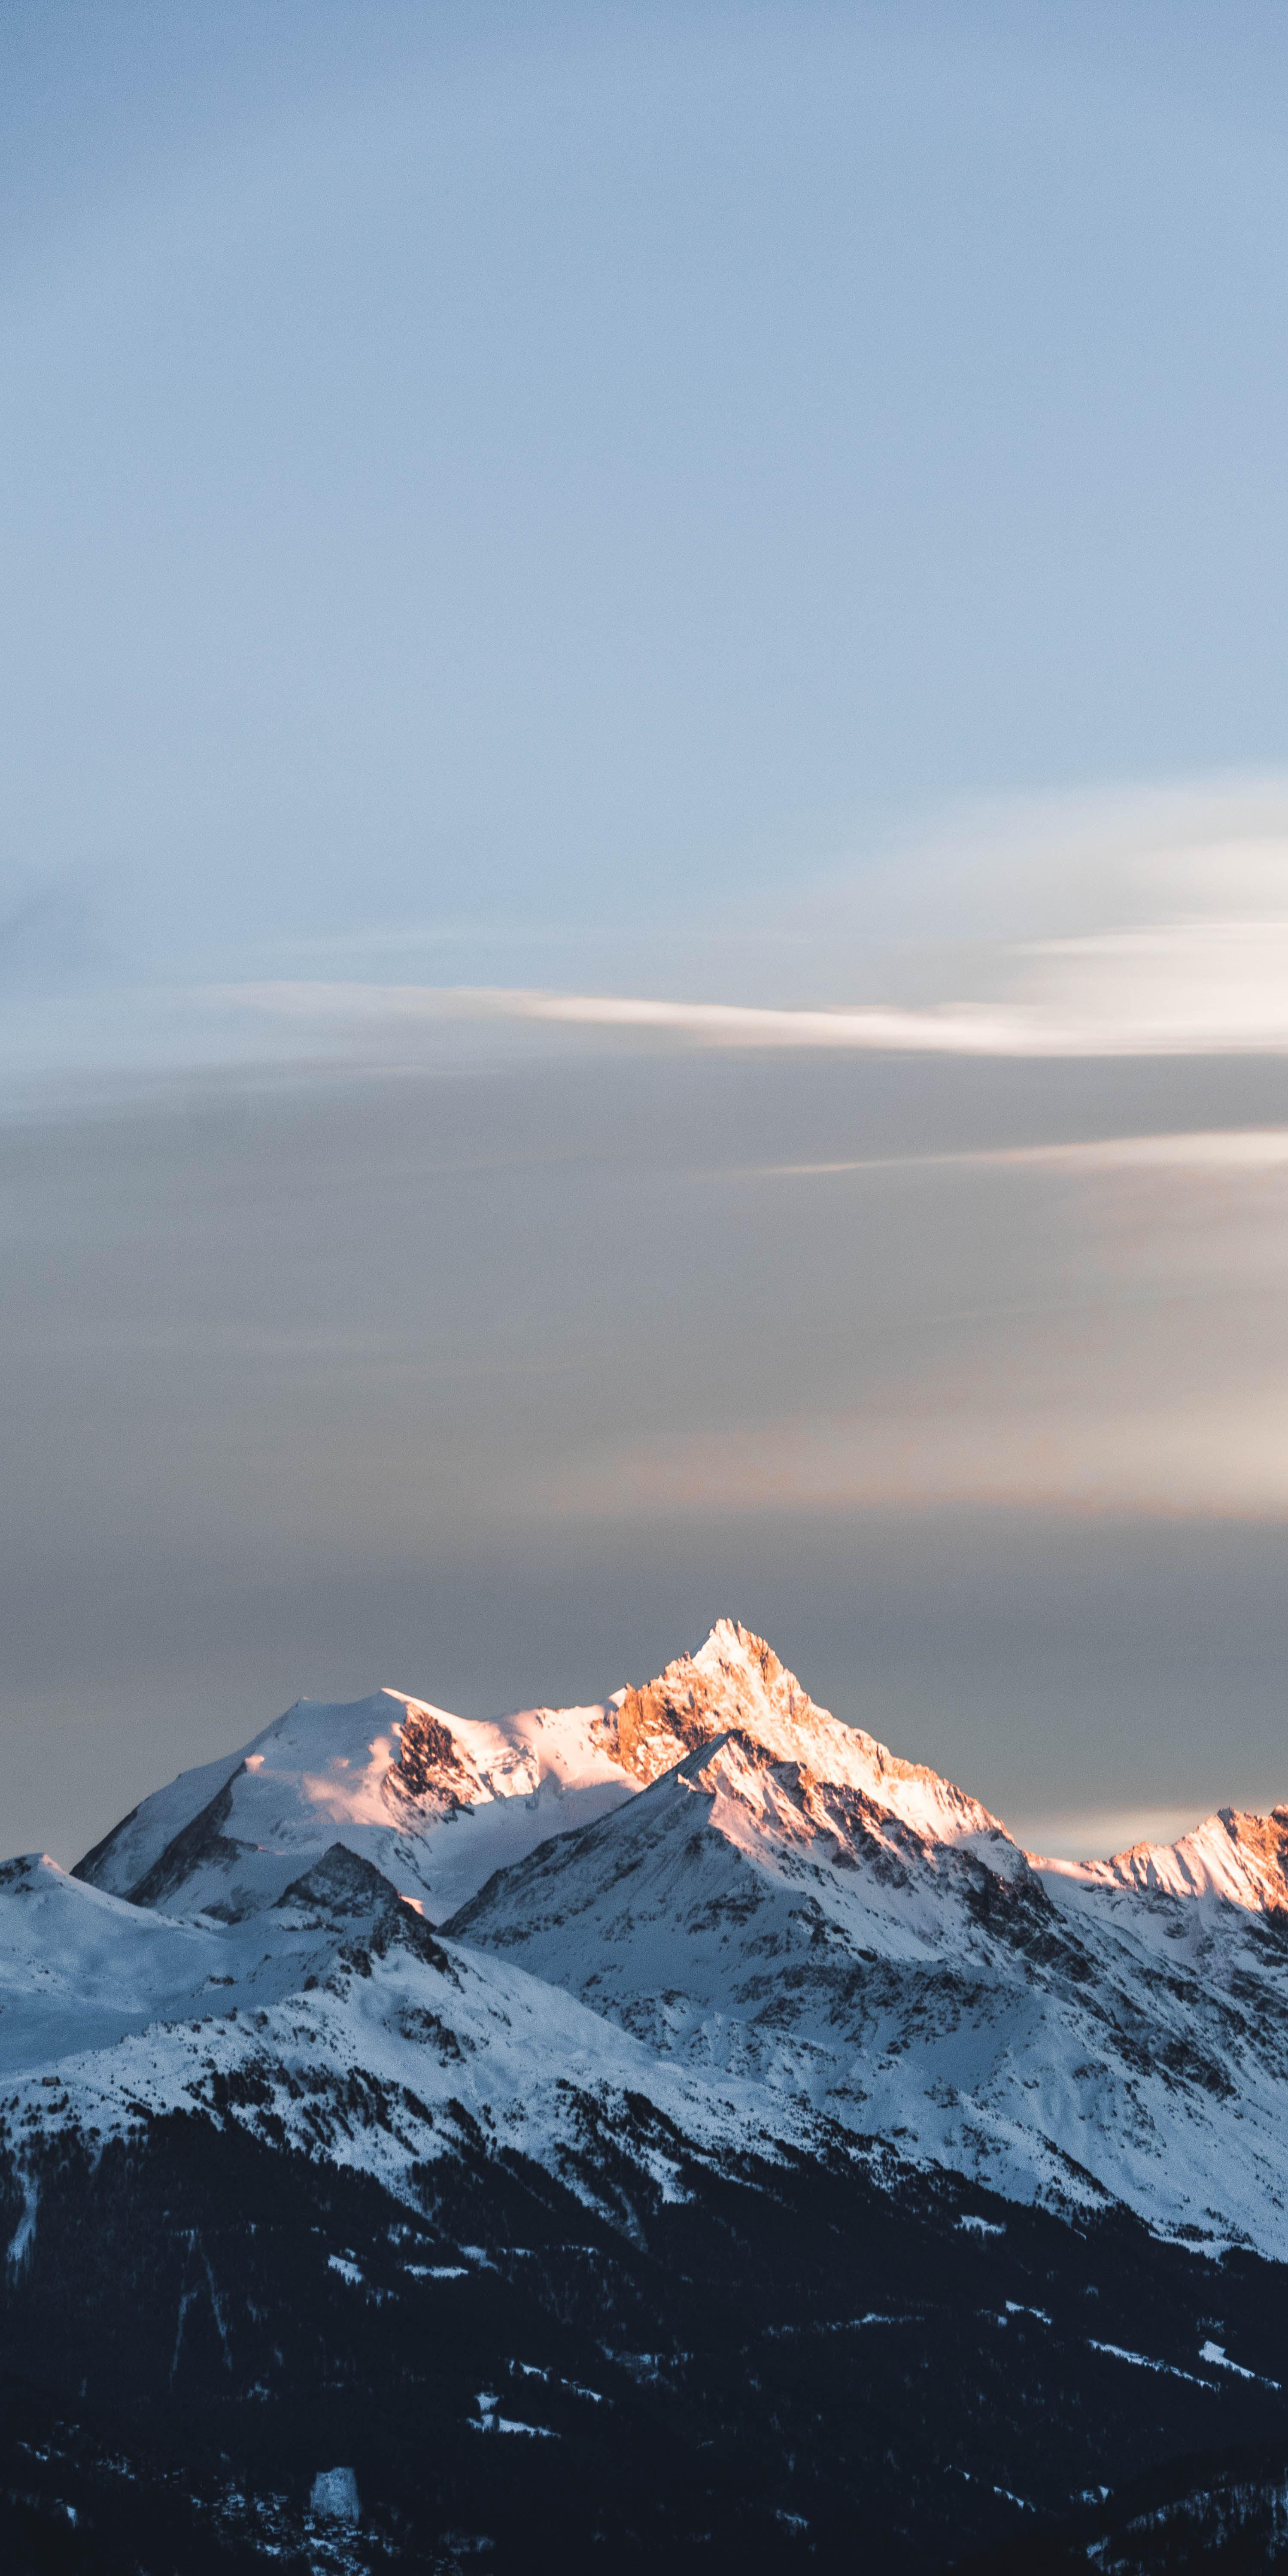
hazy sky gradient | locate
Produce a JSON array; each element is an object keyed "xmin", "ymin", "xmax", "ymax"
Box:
[{"xmin": 4, "ymin": 2, "xmax": 1288, "ymax": 1863}]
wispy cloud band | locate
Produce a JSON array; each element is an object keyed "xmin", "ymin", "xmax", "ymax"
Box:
[
  {"xmin": 541, "ymin": 1396, "xmax": 1288, "ymax": 1528},
  {"xmin": 757, "ymin": 1130, "xmax": 1288, "ymax": 1178},
  {"xmin": 221, "ymin": 916, "xmax": 1288, "ymax": 1060}
]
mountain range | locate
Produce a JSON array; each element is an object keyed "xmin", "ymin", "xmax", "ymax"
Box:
[{"xmin": 6, "ymin": 1621, "xmax": 1288, "ymax": 2572}]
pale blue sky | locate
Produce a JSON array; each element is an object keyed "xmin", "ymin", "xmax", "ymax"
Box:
[
  {"xmin": 6, "ymin": 0, "xmax": 1288, "ymax": 1009},
  {"xmin": 5, "ymin": 3, "xmax": 1288, "ymax": 1864}
]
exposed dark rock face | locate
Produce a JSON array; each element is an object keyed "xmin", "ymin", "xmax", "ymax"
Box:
[
  {"xmin": 69, "ymin": 1804, "xmax": 142, "ymax": 1889},
  {"xmin": 394, "ymin": 1705, "xmax": 467, "ymax": 1801},
  {"xmin": 125, "ymin": 1766, "xmax": 253, "ymax": 1914},
  {"xmin": 277, "ymin": 1839, "xmax": 411, "ymax": 1920},
  {"xmin": 276, "ymin": 1840, "xmax": 454, "ymax": 1973},
  {"xmin": 606, "ymin": 1623, "xmax": 835, "ymax": 1782}
]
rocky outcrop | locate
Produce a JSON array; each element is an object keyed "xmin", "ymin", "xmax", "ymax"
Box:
[
  {"xmin": 391, "ymin": 1702, "xmax": 468, "ymax": 1802},
  {"xmin": 606, "ymin": 1621, "xmax": 850, "ymax": 1781}
]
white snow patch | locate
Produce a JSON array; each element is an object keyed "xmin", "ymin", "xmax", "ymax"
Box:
[
  {"xmin": 6, "ymin": 2170, "xmax": 37, "ymax": 2270},
  {"xmin": 955, "ymin": 2468, "xmax": 1035, "ymax": 2511},
  {"xmin": 1200, "ymin": 2339, "xmax": 1280, "ymax": 2388},
  {"xmin": 1089, "ymin": 2339, "xmax": 1216, "ymax": 2388},
  {"xmin": 512, "ymin": 2360, "xmax": 603, "ymax": 2402},
  {"xmin": 310, "ymin": 2467, "xmax": 360, "ymax": 2522}
]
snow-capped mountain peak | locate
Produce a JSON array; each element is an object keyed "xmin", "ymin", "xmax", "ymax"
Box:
[
  {"xmin": 6, "ymin": 1617, "xmax": 1288, "ymax": 2267},
  {"xmin": 72, "ymin": 1679, "xmax": 632, "ymax": 1926},
  {"xmin": 71, "ymin": 1622, "xmax": 1002, "ymax": 1932},
  {"xmin": 16, "ymin": 1637, "xmax": 1288, "ymax": 2570},
  {"xmin": 601, "ymin": 1618, "xmax": 1007, "ymax": 1850},
  {"xmin": 1043, "ymin": 1802, "xmax": 1288, "ymax": 1914}
]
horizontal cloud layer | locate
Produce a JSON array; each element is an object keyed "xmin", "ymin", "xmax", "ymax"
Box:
[
  {"xmin": 760, "ymin": 1129, "xmax": 1288, "ymax": 1176},
  {"xmin": 222, "ymin": 914, "xmax": 1288, "ymax": 1060}
]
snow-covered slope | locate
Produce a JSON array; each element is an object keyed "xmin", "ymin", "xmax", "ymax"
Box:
[
  {"xmin": 601, "ymin": 1621, "xmax": 1006, "ymax": 1847},
  {"xmin": 74, "ymin": 1686, "xmax": 633, "ymax": 1923},
  {"xmin": 1045, "ymin": 1804, "xmax": 1288, "ymax": 1912},
  {"xmin": 12, "ymin": 1618, "xmax": 1288, "ymax": 2262},
  {"xmin": 0, "ymin": 1845, "xmax": 805, "ymax": 2206},
  {"xmin": 71, "ymin": 1622, "xmax": 1005, "ymax": 1929},
  {"xmin": 446, "ymin": 1630, "xmax": 1288, "ymax": 2256}
]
